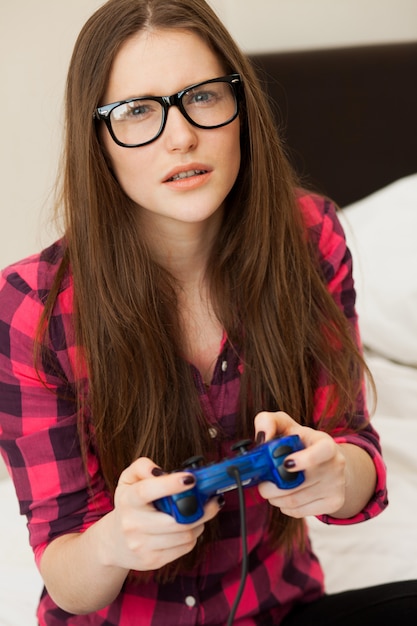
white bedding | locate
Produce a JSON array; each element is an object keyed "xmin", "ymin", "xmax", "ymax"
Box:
[
  {"xmin": 1, "ymin": 175, "xmax": 416, "ymax": 625},
  {"xmin": 308, "ymin": 174, "xmax": 417, "ymax": 592},
  {"xmin": 308, "ymin": 352, "xmax": 417, "ymax": 592}
]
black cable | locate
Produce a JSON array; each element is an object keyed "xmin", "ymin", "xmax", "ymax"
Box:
[{"xmin": 226, "ymin": 466, "xmax": 249, "ymax": 626}]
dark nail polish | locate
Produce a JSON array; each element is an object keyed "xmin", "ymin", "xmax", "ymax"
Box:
[
  {"xmin": 183, "ymin": 474, "xmax": 196, "ymax": 486},
  {"xmin": 284, "ymin": 459, "xmax": 296, "ymax": 469},
  {"xmin": 151, "ymin": 467, "xmax": 165, "ymax": 477},
  {"xmin": 256, "ymin": 431, "xmax": 266, "ymax": 445},
  {"xmin": 217, "ymin": 494, "xmax": 226, "ymax": 508}
]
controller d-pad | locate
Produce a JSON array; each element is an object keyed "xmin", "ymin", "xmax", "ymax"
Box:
[{"xmin": 175, "ymin": 494, "xmax": 199, "ymax": 517}]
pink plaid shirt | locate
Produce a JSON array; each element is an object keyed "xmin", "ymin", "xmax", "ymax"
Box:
[{"xmin": 0, "ymin": 193, "xmax": 387, "ymax": 625}]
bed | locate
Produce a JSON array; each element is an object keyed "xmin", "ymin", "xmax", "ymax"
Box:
[
  {"xmin": 250, "ymin": 41, "xmax": 417, "ymax": 593},
  {"xmin": 1, "ymin": 41, "xmax": 416, "ymax": 625}
]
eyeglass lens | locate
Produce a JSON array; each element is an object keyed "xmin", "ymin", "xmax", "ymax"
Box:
[{"xmin": 109, "ymin": 79, "xmax": 237, "ymax": 146}]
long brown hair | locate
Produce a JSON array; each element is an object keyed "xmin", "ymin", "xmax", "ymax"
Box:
[{"xmin": 40, "ymin": 0, "xmax": 372, "ymax": 576}]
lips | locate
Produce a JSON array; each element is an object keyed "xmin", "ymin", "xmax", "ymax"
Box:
[
  {"xmin": 163, "ymin": 164, "xmax": 211, "ymax": 184},
  {"xmin": 167, "ymin": 169, "xmax": 207, "ymax": 182}
]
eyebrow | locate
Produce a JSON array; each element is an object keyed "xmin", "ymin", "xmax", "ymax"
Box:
[{"xmin": 103, "ymin": 75, "xmax": 225, "ymax": 106}]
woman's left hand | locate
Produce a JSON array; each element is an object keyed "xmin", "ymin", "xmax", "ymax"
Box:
[{"xmin": 254, "ymin": 411, "xmax": 369, "ymax": 519}]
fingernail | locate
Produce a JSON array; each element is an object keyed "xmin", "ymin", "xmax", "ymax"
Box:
[
  {"xmin": 217, "ymin": 495, "xmax": 226, "ymax": 508},
  {"xmin": 182, "ymin": 474, "xmax": 196, "ymax": 486},
  {"xmin": 284, "ymin": 459, "xmax": 296, "ymax": 469},
  {"xmin": 151, "ymin": 467, "xmax": 165, "ymax": 477},
  {"xmin": 256, "ymin": 431, "xmax": 265, "ymax": 445}
]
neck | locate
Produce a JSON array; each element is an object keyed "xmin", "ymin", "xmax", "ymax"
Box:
[
  {"xmin": 138, "ymin": 210, "xmax": 223, "ymax": 285},
  {"xmin": 137, "ymin": 208, "xmax": 224, "ymax": 380}
]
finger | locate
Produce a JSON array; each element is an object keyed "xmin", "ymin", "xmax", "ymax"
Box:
[
  {"xmin": 258, "ymin": 478, "xmax": 306, "ymax": 501},
  {"xmin": 118, "ymin": 457, "xmax": 159, "ymax": 485},
  {"xmin": 135, "ymin": 510, "xmax": 207, "ymax": 542},
  {"xmin": 138, "ymin": 472, "xmax": 198, "ymax": 506},
  {"xmin": 126, "ymin": 523, "xmax": 206, "ymax": 571},
  {"xmin": 201, "ymin": 495, "xmax": 225, "ymax": 522},
  {"xmin": 118, "ymin": 458, "xmax": 199, "ymax": 506},
  {"xmin": 146, "ymin": 532, "xmax": 205, "ymax": 569},
  {"xmin": 257, "ymin": 481, "xmax": 320, "ymax": 519},
  {"xmin": 284, "ymin": 432, "xmax": 336, "ymax": 472},
  {"xmin": 146, "ymin": 488, "xmax": 224, "ymax": 532},
  {"xmin": 254, "ymin": 410, "xmax": 300, "ymax": 442}
]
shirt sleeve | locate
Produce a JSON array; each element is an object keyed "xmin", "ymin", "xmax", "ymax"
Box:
[
  {"xmin": 298, "ymin": 192, "xmax": 388, "ymax": 524},
  {"xmin": 0, "ymin": 250, "xmax": 112, "ymax": 567}
]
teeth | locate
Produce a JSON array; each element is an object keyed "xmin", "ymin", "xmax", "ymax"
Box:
[{"xmin": 169, "ymin": 169, "xmax": 205, "ymax": 181}]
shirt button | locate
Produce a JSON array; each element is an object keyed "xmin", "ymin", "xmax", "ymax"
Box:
[
  {"xmin": 208, "ymin": 427, "xmax": 218, "ymax": 439},
  {"xmin": 221, "ymin": 360, "xmax": 228, "ymax": 372},
  {"xmin": 185, "ymin": 595, "xmax": 197, "ymax": 608}
]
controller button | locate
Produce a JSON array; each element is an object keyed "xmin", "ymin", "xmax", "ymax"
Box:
[
  {"xmin": 231, "ymin": 439, "xmax": 253, "ymax": 454},
  {"xmin": 175, "ymin": 495, "xmax": 199, "ymax": 517},
  {"xmin": 182, "ymin": 456, "xmax": 204, "ymax": 469},
  {"xmin": 272, "ymin": 445, "xmax": 293, "ymax": 459}
]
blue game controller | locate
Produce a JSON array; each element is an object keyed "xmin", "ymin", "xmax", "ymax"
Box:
[{"xmin": 153, "ymin": 435, "xmax": 305, "ymax": 523}]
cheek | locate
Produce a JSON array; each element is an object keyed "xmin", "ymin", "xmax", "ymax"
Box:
[
  {"xmin": 111, "ymin": 160, "xmax": 150, "ymax": 204},
  {"xmin": 221, "ymin": 123, "xmax": 241, "ymax": 184},
  {"xmin": 102, "ymin": 139, "xmax": 150, "ymax": 198},
  {"xmin": 100, "ymin": 126, "xmax": 140, "ymax": 176}
]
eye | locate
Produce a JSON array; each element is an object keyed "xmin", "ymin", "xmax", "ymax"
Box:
[
  {"xmin": 185, "ymin": 88, "xmax": 218, "ymax": 108},
  {"xmin": 113, "ymin": 99, "xmax": 160, "ymax": 122},
  {"xmin": 129, "ymin": 105, "xmax": 148, "ymax": 117}
]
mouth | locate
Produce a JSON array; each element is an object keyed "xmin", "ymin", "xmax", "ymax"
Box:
[{"xmin": 166, "ymin": 169, "xmax": 208, "ymax": 182}]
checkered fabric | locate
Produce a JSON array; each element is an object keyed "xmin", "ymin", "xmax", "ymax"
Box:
[{"xmin": 0, "ymin": 194, "xmax": 387, "ymax": 625}]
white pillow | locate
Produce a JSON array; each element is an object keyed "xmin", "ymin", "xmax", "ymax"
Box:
[{"xmin": 339, "ymin": 174, "xmax": 417, "ymax": 365}]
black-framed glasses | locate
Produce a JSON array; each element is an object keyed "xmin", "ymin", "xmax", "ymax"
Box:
[{"xmin": 94, "ymin": 74, "xmax": 241, "ymax": 148}]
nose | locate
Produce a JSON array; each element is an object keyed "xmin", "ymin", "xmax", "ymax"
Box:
[{"xmin": 162, "ymin": 106, "xmax": 198, "ymax": 152}]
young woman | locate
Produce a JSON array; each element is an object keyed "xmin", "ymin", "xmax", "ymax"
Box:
[{"xmin": 0, "ymin": 1, "xmax": 416, "ymax": 624}]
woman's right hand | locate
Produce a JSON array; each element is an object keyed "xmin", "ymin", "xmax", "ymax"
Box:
[
  {"xmin": 39, "ymin": 456, "xmax": 221, "ymax": 614},
  {"xmin": 103, "ymin": 457, "xmax": 221, "ymax": 572}
]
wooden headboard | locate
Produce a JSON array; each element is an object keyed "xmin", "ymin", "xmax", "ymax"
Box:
[{"xmin": 249, "ymin": 42, "xmax": 417, "ymax": 207}]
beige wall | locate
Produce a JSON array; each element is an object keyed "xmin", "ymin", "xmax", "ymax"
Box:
[
  {"xmin": 210, "ymin": 0, "xmax": 417, "ymax": 52},
  {"xmin": 1, "ymin": 0, "xmax": 417, "ymax": 270}
]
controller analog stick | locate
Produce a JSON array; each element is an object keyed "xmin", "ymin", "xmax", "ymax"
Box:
[
  {"xmin": 175, "ymin": 495, "xmax": 199, "ymax": 517},
  {"xmin": 231, "ymin": 439, "xmax": 253, "ymax": 454},
  {"xmin": 277, "ymin": 464, "xmax": 298, "ymax": 482},
  {"xmin": 182, "ymin": 456, "xmax": 204, "ymax": 469},
  {"xmin": 272, "ymin": 445, "xmax": 293, "ymax": 459},
  {"xmin": 273, "ymin": 445, "xmax": 299, "ymax": 482}
]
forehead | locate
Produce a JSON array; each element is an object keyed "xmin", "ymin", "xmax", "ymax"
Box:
[{"xmin": 103, "ymin": 28, "xmax": 226, "ymax": 102}]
